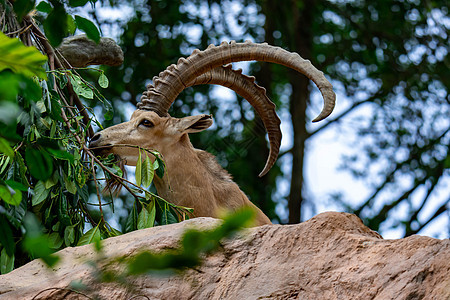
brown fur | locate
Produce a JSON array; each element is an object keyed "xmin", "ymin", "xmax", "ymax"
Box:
[{"xmin": 89, "ymin": 111, "xmax": 271, "ymax": 226}]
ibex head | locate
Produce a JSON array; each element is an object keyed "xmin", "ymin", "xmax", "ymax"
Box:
[
  {"xmin": 90, "ymin": 41, "xmax": 335, "ymax": 176},
  {"xmin": 90, "ymin": 110, "xmax": 213, "ymax": 165}
]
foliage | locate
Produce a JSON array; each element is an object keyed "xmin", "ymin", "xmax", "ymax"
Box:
[{"xmin": 0, "ymin": 0, "xmax": 191, "ymax": 274}]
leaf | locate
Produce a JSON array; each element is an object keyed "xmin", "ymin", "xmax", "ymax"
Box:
[
  {"xmin": 12, "ymin": 0, "xmax": 35, "ymax": 21},
  {"xmin": 77, "ymin": 225, "xmax": 101, "ymax": 246},
  {"xmin": 70, "ymin": 74, "xmax": 94, "ymax": 99},
  {"xmin": 98, "ymin": 73, "xmax": 109, "ymax": 88},
  {"xmin": 155, "ymin": 156, "xmax": 165, "ymax": 178},
  {"xmin": 137, "ymin": 201, "xmax": 156, "ymax": 229},
  {"xmin": 46, "ymin": 148, "xmax": 74, "ymax": 163},
  {"xmin": 43, "ymin": 2, "xmax": 68, "ymax": 47},
  {"xmin": 125, "ymin": 202, "xmax": 138, "ymax": 233},
  {"xmin": 69, "ymin": 0, "xmax": 89, "ymax": 7},
  {"xmin": 64, "ymin": 225, "xmax": 76, "ymax": 246},
  {"xmin": 0, "ymin": 32, "xmax": 47, "ymax": 79},
  {"xmin": 0, "ymin": 215, "xmax": 15, "ymax": 256},
  {"xmin": 0, "ymin": 248, "xmax": 15, "ymax": 274},
  {"xmin": 74, "ymin": 15, "xmax": 100, "ymax": 43},
  {"xmin": 64, "ymin": 173, "xmax": 77, "ymax": 194},
  {"xmin": 5, "ymin": 180, "xmax": 28, "ymax": 192},
  {"xmin": 0, "ymin": 138, "xmax": 14, "ymax": 158},
  {"xmin": 0, "ymin": 184, "xmax": 22, "ymax": 206},
  {"xmin": 35, "ymin": 1, "xmax": 52, "ymax": 13},
  {"xmin": 32, "ymin": 181, "xmax": 49, "ymax": 206},
  {"xmin": 25, "ymin": 147, "xmax": 53, "ymax": 180},
  {"xmin": 47, "ymin": 232, "xmax": 63, "ymax": 249},
  {"xmin": 67, "ymin": 15, "xmax": 77, "ymax": 35},
  {"xmin": 141, "ymin": 154, "xmax": 154, "ymax": 188},
  {"xmin": 135, "ymin": 149, "xmax": 142, "ymax": 186}
]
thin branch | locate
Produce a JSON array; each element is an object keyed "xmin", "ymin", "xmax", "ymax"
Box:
[
  {"xmin": 91, "ymin": 156, "xmax": 104, "ymax": 223},
  {"xmin": 308, "ymin": 97, "xmax": 374, "ymax": 138}
]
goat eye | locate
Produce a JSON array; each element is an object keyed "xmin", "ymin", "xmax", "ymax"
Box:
[{"xmin": 139, "ymin": 119, "xmax": 154, "ymax": 128}]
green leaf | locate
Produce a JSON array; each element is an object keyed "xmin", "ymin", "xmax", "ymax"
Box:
[
  {"xmin": 64, "ymin": 173, "xmax": 77, "ymax": 194},
  {"xmin": 70, "ymin": 74, "xmax": 94, "ymax": 99},
  {"xmin": 137, "ymin": 201, "xmax": 156, "ymax": 229},
  {"xmin": 136, "ymin": 149, "xmax": 142, "ymax": 186},
  {"xmin": 64, "ymin": 225, "xmax": 76, "ymax": 246},
  {"xmin": 77, "ymin": 225, "xmax": 101, "ymax": 246},
  {"xmin": 12, "ymin": 0, "xmax": 35, "ymax": 21},
  {"xmin": 74, "ymin": 15, "xmax": 100, "ymax": 43},
  {"xmin": 25, "ymin": 147, "xmax": 53, "ymax": 180},
  {"xmin": 125, "ymin": 202, "xmax": 138, "ymax": 233},
  {"xmin": 67, "ymin": 15, "xmax": 77, "ymax": 35},
  {"xmin": 69, "ymin": 0, "xmax": 89, "ymax": 7},
  {"xmin": 0, "ymin": 32, "xmax": 47, "ymax": 79},
  {"xmin": 98, "ymin": 73, "xmax": 109, "ymax": 88},
  {"xmin": 0, "ymin": 184, "xmax": 22, "ymax": 206},
  {"xmin": 46, "ymin": 148, "xmax": 74, "ymax": 163},
  {"xmin": 43, "ymin": 2, "xmax": 68, "ymax": 47},
  {"xmin": 47, "ymin": 232, "xmax": 63, "ymax": 249},
  {"xmin": 0, "ymin": 138, "xmax": 14, "ymax": 158},
  {"xmin": 35, "ymin": 1, "xmax": 52, "ymax": 13},
  {"xmin": 32, "ymin": 181, "xmax": 50, "ymax": 206},
  {"xmin": 5, "ymin": 180, "xmax": 27, "ymax": 192},
  {"xmin": 0, "ymin": 215, "xmax": 15, "ymax": 256},
  {"xmin": 141, "ymin": 154, "xmax": 154, "ymax": 188},
  {"xmin": 0, "ymin": 248, "xmax": 15, "ymax": 274},
  {"xmin": 155, "ymin": 156, "xmax": 165, "ymax": 178}
]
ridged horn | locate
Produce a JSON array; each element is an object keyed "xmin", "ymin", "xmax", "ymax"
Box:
[
  {"xmin": 138, "ymin": 41, "xmax": 336, "ymax": 175},
  {"xmin": 139, "ymin": 40, "xmax": 335, "ymax": 122},
  {"xmin": 191, "ymin": 65, "xmax": 281, "ymax": 177}
]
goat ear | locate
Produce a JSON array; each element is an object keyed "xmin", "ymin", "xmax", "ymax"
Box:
[{"xmin": 179, "ymin": 114, "xmax": 213, "ymax": 133}]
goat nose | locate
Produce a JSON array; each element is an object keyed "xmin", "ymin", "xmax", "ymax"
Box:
[{"xmin": 90, "ymin": 133, "xmax": 101, "ymax": 146}]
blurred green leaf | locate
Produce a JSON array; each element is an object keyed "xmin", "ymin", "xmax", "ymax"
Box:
[
  {"xmin": 22, "ymin": 213, "xmax": 60, "ymax": 267},
  {"xmin": 69, "ymin": 0, "xmax": 89, "ymax": 7},
  {"xmin": 0, "ymin": 138, "xmax": 14, "ymax": 157},
  {"xmin": 35, "ymin": 1, "xmax": 52, "ymax": 13},
  {"xmin": 0, "ymin": 215, "xmax": 15, "ymax": 256},
  {"xmin": 0, "ymin": 184, "xmax": 22, "ymax": 206},
  {"xmin": 74, "ymin": 15, "xmax": 100, "ymax": 43},
  {"xmin": 25, "ymin": 147, "xmax": 53, "ymax": 180},
  {"xmin": 0, "ymin": 248, "xmax": 15, "ymax": 274},
  {"xmin": 67, "ymin": 15, "xmax": 77, "ymax": 35},
  {"xmin": 43, "ymin": 2, "xmax": 68, "ymax": 47},
  {"xmin": 12, "ymin": 0, "xmax": 35, "ymax": 21},
  {"xmin": 0, "ymin": 32, "xmax": 47, "ymax": 79}
]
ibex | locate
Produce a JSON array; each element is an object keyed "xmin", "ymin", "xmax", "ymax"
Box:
[{"xmin": 89, "ymin": 41, "xmax": 335, "ymax": 226}]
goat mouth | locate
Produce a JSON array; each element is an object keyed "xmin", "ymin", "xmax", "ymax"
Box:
[{"xmin": 88, "ymin": 145, "xmax": 113, "ymax": 157}]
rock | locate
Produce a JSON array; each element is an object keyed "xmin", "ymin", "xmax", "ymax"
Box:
[
  {"xmin": 57, "ymin": 34, "xmax": 124, "ymax": 68},
  {"xmin": 0, "ymin": 212, "xmax": 449, "ymax": 299}
]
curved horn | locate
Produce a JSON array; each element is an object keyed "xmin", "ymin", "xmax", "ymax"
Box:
[
  {"xmin": 139, "ymin": 40, "xmax": 335, "ymax": 122},
  {"xmin": 191, "ymin": 65, "xmax": 281, "ymax": 177},
  {"xmin": 142, "ymin": 65, "xmax": 281, "ymax": 176}
]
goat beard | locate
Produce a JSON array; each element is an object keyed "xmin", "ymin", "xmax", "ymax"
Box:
[{"xmin": 103, "ymin": 156, "xmax": 127, "ymax": 198}]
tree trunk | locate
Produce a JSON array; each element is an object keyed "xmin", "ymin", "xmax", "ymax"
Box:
[{"xmin": 287, "ymin": 0, "xmax": 314, "ymax": 223}]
